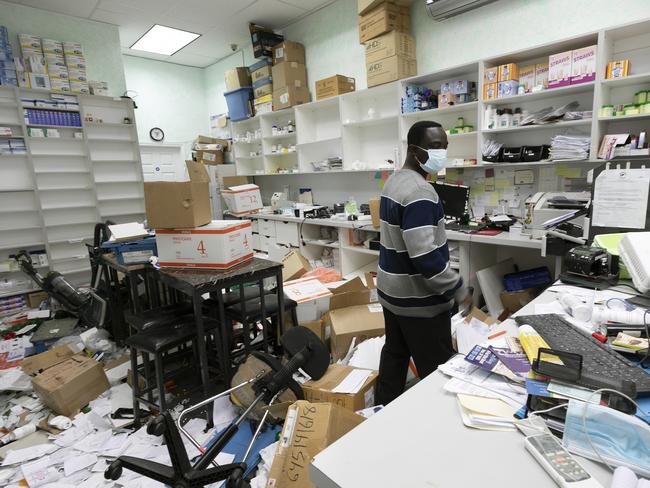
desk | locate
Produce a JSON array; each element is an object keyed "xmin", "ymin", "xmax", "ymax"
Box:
[
  {"xmin": 154, "ymin": 257, "xmax": 284, "ymax": 422},
  {"xmin": 310, "ymin": 288, "xmax": 616, "ymax": 488}
]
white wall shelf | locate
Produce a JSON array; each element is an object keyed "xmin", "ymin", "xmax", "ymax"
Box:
[
  {"xmin": 600, "ymin": 72, "xmax": 650, "ymax": 87},
  {"xmin": 482, "ymin": 119, "xmax": 592, "ymax": 134},
  {"xmin": 488, "ymin": 82, "xmax": 595, "ymax": 106},
  {"xmin": 598, "ymin": 113, "xmax": 650, "ymax": 122},
  {"xmin": 0, "ymin": 86, "xmax": 144, "ymax": 290},
  {"xmin": 402, "ymin": 101, "xmax": 479, "ymax": 119}
]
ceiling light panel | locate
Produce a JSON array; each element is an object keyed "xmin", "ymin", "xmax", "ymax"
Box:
[{"xmin": 131, "ymin": 24, "xmax": 200, "ymax": 56}]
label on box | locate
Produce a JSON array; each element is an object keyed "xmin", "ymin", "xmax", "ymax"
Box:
[
  {"xmin": 280, "ymin": 93, "xmax": 289, "ymax": 104},
  {"xmin": 202, "ymin": 152, "xmax": 216, "ymax": 162},
  {"xmin": 122, "ymin": 250, "xmax": 154, "ymax": 264},
  {"xmin": 364, "ymin": 388, "xmax": 374, "ymax": 408},
  {"xmin": 367, "ymin": 303, "xmax": 382, "ymax": 313},
  {"xmin": 284, "ymin": 278, "xmax": 332, "ymax": 303},
  {"xmin": 275, "ymin": 47, "xmax": 284, "ymax": 59}
]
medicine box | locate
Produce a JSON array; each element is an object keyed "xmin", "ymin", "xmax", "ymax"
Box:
[
  {"xmin": 518, "ymin": 64, "xmax": 535, "ymax": 93},
  {"xmin": 68, "ymin": 67, "xmax": 87, "ymax": 82},
  {"xmin": 535, "ymin": 62, "xmax": 549, "ymax": 88},
  {"xmin": 438, "ymin": 93, "xmax": 457, "ymax": 108},
  {"xmin": 571, "ymin": 45, "xmax": 596, "ymax": 84},
  {"xmin": 28, "ymin": 73, "xmax": 50, "ymax": 90},
  {"xmin": 222, "ymin": 184, "xmax": 263, "ymax": 216},
  {"xmin": 452, "ymin": 80, "xmax": 475, "ymax": 95},
  {"xmin": 606, "ymin": 59, "xmax": 630, "ymax": 79},
  {"xmin": 498, "ymin": 63, "xmax": 519, "ymax": 82},
  {"xmin": 19, "ymin": 34, "xmax": 41, "ymax": 50},
  {"xmin": 50, "ymin": 78, "xmax": 71, "ymax": 92},
  {"xmin": 483, "ymin": 82, "xmax": 497, "ymax": 100},
  {"xmin": 47, "ymin": 65, "xmax": 69, "ymax": 79},
  {"xmin": 44, "ymin": 53, "xmax": 66, "ymax": 67},
  {"xmin": 41, "ymin": 39, "xmax": 63, "ymax": 55},
  {"xmin": 497, "ymin": 80, "xmax": 518, "ymax": 98},
  {"xmin": 64, "ymin": 54, "xmax": 86, "ymax": 69},
  {"xmin": 483, "ymin": 67, "xmax": 498, "ymax": 84},
  {"xmin": 156, "ymin": 220, "xmax": 254, "ymax": 270},
  {"xmin": 439, "ymin": 80, "xmax": 452, "ymax": 94},
  {"xmin": 548, "ymin": 50, "xmax": 572, "ymax": 88},
  {"xmin": 63, "ymin": 41, "xmax": 83, "ymax": 56},
  {"xmin": 26, "ymin": 55, "xmax": 47, "ymax": 74},
  {"xmin": 70, "ymin": 80, "xmax": 89, "ymax": 93}
]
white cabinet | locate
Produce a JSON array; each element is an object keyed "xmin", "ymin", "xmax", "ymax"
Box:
[
  {"xmin": 258, "ymin": 219, "xmax": 276, "ymax": 237},
  {"xmin": 251, "ymin": 233, "xmax": 261, "ymax": 251},
  {"xmin": 259, "ymin": 235, "xmax": 276, "ymax": 252},
  {"xmin": 275, "ymin": 220, "xmax": 300, "ymax": 247}
]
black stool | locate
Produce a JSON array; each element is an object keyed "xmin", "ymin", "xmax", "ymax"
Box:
[
  {"xmin": 126, "ymin": 317, "xmax": 218, "ymax": 427},
  {"xmin": 225, "ymin": 294, "xmax": 298, "ymax": 356}
]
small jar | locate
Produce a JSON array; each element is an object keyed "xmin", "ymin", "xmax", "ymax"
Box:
[
  {"xmin": 614, "ymin": 110, "xmax": 625, "ymax": 117},
  {"xmin": 642, "ymin": 102, "xmax": 650, "ymax": 114},
  {"xmin": 600, "ymin": 104, "xmax": 614, "ymax": 118},
  {"xmin": 456, "ymin": 116, "xmax": 465, "ymax": 126},
  {"xmin": 465, "ymin": 125, "xmax": 474, "ymax": 133},
  {"xmin": 512, "ymin": 107, "xmax": 522, "ymax": 126},
  {"xmin": 271, "ymin": 125, "xmax": 278, "ymax": 135},
  {"xmin": 502, "ymin": 108, "xmax": 513, "ymax": 128},
  {"xmin": 636, "ymin": 91, "xmax": 648, "ymax": 104}
]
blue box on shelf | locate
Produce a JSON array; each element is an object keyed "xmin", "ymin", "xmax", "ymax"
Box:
[
  {"xmin": 101, "ymin": 237, "xmax": 157, "ymax": 266},
  {"xmin": 224, "ymin": 86, "xmax": 253, "ymax": 121},
  {"xmin": 503, "ymin": 267, "xmax": 551, "ymax": 292}
]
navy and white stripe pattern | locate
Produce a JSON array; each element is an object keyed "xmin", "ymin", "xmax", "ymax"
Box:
[{"xmin": 377, "ymin": 169, "xmax": 462, "ymax": 318}]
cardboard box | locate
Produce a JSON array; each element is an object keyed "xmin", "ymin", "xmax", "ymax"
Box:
[
  {"xmin": 249, "ymin": 23, "xmax": 284, "ymax": 59},
  {"xmin": 18, "ymin": 34, "xmax": 41, "ymax": 50},
  {"xmin": 193, "ymin": 135, "xmax": 227, "ymax": 165},
  {"xmin": 64, "ymin": 54, "xmax": 86, "ymax": 69},
  {"xmin": 364, "ymin": 31, "xmax": 415, "ymax": 64},
  {"xmin": 369, "ymin": 197, "xmax": 380, "ymax": 228},
  {"xmin": 366, "ymin": 54, "xmax": 416, "ymax": 88},
  {"xmin": 251, "ymin": 63, "xmax": 272, "ymax": 83},
  {"xmin": 315, "ymin": 75, "xmax": 356, "ymax": 100},
  {"xmin": 302, "ymin": 319, "xmax": 329, "ymax": 343},
  {"xmin": 548, "ymin": 50, "xmax": 572, "ymax": 88},
  {"xmin": 51, "ymin": 77, "xmax": 71, "ymax": 92},
  {"xmin": 571, "ymin": 45, "xmax": 596, "ymax": 84},
  {"xmin": 497, "ymin": 80, "xmax": 519, "ymax": 98},
  {"xmin": 518, "ymin": 64, "xmax": 536, "ymax": 93},
  {"xmin": 156, "ymin": 220, "xmax": 253, "ymax": 269},
  {"xmin": 497, "ymin": 63, "xmax": 518, "ymax": 82},
  {"xmin": 535, "ymin": 62, "xmax": 549, "ymax": 88},
  {"xmin": 26, "ymin": 291, "xmax": 49, "ymax": 308},
  {"xmin": 68, "ymin": 67, "xmax": 87, "ymax": 82},
  {"xmin": 358, "ymin": 1, "xmax": 410, "ymax": 44},
  {"xmin": 70, "ymin": 79, "xmax": 89, "ymax": 93},
  {"xmin": 254, "ymin": 99, "xmax": 273, "ymax": 115},
  {"xmin": 301, "ymin": 364, "xmax": 378, "ymax": 411},
  {"xmin": 144, "ymin": 160, "xmax": 211, "ymax": 229},
  {"xmin": 221, "ymin": 183, "xmax": 263, "ymax": 216},
  {"xmin": 438, "ymin": 92, "xmax": 457, "ymax": 108},
  {"xmin": 483, "ymin": 83, "xmax": 499, "ymax": 100},
  {"xmin": 358, "ymin": 0, "xmax": 412, "ymax": 15},
  {"xmin": 483, "ymin": 66, "xmax": 498, "ymax": 84},
  {"xmin": 325, "ymin": 282, "xmax": 385, "ymax": 360},
  {"xmin": 273, "ymin": 85, "xmax": 310, "ymax": 110},
  {"xmin": 266, "ymin": 401, "xmax": 365, "ymax": 488},
  {"xmin": 63, "ymin": 41, "xmax": 83, "ymax": 56},
  {"xmin": 41, "ymin": 39, "xmax": 63, "ymax": 55},
  {"xmin": 273, "ymin": 40, "xmax": 305, "ymax": 65},
  {"xmin": 22, "ymin": 345, "xmax": 78, "ymax": 375},
  {"xmin": 47, "ymin": 64, "xmax": 69, "ymax": 79},
  {"xmin": 284, "ymin": 277, "xmax": 333, "ymax": 324},
  {"xmin": 225, "ymin": 67, "xmax": 251, "ymax": 91},
  {"xmin": 28, "ymin": 73, "xmax": 50, "ymax": 90},
  {"xmin": 253, "ymin": 78, "xmax": 273, "ymax": 99},
  {"xmin": 606, "ymin": 59, "xmax": 630, "ymax": 79},
  {"xmin": 271, "ymin": 61, "xmax": 307, "ymax": 89},
  {"xmin": 500, "ymin": 288, "xmax": 538, "ymax": 313},
  {"xmin": 26, "ymin": 55, "xmax": 46, "ymax": 74},
  {"xmin": 44, "ymin": 53, "xmax": 66, "ymax": 68},
  {"xmin": 32, "ymin": 354, "xmax": 110, "ymax": 417},
  {"xmin": 282, "ymin": 249, "xmax": 312, "ymax": 282}
]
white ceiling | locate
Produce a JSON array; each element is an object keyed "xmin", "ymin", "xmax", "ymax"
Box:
[{"xmin": 6, "ymin": 0, "xmax": 335, "ymax": 67}]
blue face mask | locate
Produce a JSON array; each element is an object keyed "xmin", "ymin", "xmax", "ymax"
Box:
[
  {"xmin": 562, "ymin": 399, "xmax": 650, "ymax": 478},
  {"xmin": 413, "ymin": 146, "xmax": 448, "ymax": 174}
]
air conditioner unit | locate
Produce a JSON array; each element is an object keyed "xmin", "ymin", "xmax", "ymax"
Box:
[{"xmin": 426, "ymin": 0, "xmax": 498, "ymax": 21}]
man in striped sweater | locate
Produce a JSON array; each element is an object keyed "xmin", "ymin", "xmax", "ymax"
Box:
[{"xmin": 376, "ymin": 120, "xmax": 468, "ymax": 405}]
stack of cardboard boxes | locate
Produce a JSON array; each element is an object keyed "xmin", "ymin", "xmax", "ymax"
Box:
[
  {"xmin": 272, "ymin": 40, "xmax": 310, "ymax": 111},
  {"xmin": 250, "ymin": 58, "xmax": 273, "ymax": 114},
  {"xmin": 15, "ymin": 34, "xmax": 89, "ymax": 93},
  {"xmin": 359, "ymin": 1, "xmax": 416, "ymax": 88}
]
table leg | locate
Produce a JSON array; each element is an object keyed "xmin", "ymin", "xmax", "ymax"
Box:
[
  {"xmin": 239, "ymin": 284, "xmax": 250, "ymax": 355},
  {"xmin": 193, "ymin": 293, "xmax": 212, "ymax": 427},
  {"xmin": 215, "ymin": 288, "xmax": 231, "ymax": 385},
  {"xmin": 276, "ymin": 271, "xmax": 285, "ymax": 341},
  {"xmin": 258, "ymin": 279, "xmax": 267, "ymax": 351},
  {"xmin": 128, "ymin": 271, "xmax": 141, "ymax": 315}
]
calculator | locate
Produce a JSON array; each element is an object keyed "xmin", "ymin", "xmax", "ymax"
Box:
[{"xmin": 524, "ymin": 434, "xmax": 602, "ymax": 487}]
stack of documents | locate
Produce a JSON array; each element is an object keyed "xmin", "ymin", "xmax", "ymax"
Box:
[{"xmin": 549, "ymin": 134, "xmax": 591, "ymax": 161}]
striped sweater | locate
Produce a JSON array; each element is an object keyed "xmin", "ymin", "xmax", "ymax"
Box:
[{"xmin": 377, "ymin": 169, "xmax": 463, "ymax": 318}]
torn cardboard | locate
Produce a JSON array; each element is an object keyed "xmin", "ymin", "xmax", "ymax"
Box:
[
  {"xmin": 301, "ymin": 364, "xmax": 377, "ymax": 412},
  {"xmin": 266, "ymin": 401, "xmax": 365, "ymax": 488},
  {"xmin": 21, "ymin": 345, "xmax": 79, "ymax": 376}
]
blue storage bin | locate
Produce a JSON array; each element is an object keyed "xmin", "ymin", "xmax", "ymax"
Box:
[
  {"xmin": 224, "ymin": 87, "xmax": 253, "ymax": 121},
  {"xmin": 503, "ymin": 267, "xmax": 551, "ymax": 292},
  {"xmin": 101, "ymin": 236, "xmax": 157, "ymax": 266}
]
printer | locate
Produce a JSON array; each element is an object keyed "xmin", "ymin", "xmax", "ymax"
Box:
[{"xmin": 528, "ymin": 191, "xmax": 591, "ymax": 238}]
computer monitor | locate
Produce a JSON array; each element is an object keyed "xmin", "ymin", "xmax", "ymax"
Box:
[{"xmin": 431, "ymin": 182, "xmax": 470, "ymax": 220}]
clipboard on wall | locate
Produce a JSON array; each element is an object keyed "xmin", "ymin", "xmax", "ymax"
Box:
[{"xmin": 588, "ymin": 160, "xmax": 650, "ymax": 241}]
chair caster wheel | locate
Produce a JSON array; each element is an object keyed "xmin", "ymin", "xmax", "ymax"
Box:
[
  {"xmin": 104, "ymin": 460, "xmax": 123, "ymax": 480},
  {"xmin": 147, "ymin": 415, "xmax": 166, "ymax": 436}
]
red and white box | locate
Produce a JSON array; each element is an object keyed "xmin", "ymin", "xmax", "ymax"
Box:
[
  {"xmin": 156, "ymin": 220, "xmax": 253, "ymax": 269},
  {"xmin": 222, "ymin": 184, "xmax": 263, "ymax": 216},
  {"xmin": 283, "ymin": 277, "xmax": 333, "ymax": 323}
]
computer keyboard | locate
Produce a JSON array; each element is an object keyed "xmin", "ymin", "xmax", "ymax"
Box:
[{"xmin": 515, "ymin": 314, "xmax": 650, "ymax": 397}]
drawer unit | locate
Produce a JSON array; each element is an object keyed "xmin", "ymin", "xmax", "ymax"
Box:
[
  {"xmin": 251, "ymin": 219, "xmax": 259, "ymax": 233},
  {"xmin": 260, "ymin": 235, "xmax": 276, "ymax": 252},
  {"xmin": 259, "ymin": 219, "xmax": 277, "ymax": 237},
  {"xmin": 275, "ymin": 220, "xmax": 300, "ymax": 247},
  {"xmin": 251, "ymin": 233, "xmax": 261, "ymax": 251}
]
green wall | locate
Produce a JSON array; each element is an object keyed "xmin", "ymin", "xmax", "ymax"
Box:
[
  {"xmin": 0, "ymin": 0, "xmax": 125, "ymax": 96},
  {"xmin": 204, "ymin": 47, "xmax": 255, "ymax": 117},
  {"xmin": 123, "ymin": 56, "xmax": 208, "ymax": 144}
]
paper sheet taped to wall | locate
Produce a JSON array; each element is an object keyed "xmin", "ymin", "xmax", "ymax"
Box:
[{"xmin": 592, "ymin": 168, "xmax": 650, "ymax": 229}]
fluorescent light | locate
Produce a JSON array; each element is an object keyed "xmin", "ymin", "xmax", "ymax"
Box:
[{"xmin": 131, "ymin": 24, "xmax": 200, "ymax": 56}]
